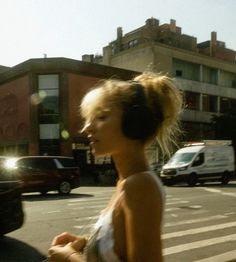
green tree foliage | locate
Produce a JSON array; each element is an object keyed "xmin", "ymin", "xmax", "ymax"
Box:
[{"xmin": 211, "ymin": 110, "xmax": 236, "ymax": 153}]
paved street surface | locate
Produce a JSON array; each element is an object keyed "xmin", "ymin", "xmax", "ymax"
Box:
[{"xmin": 4, "ymin": 182, "xmax": 236, "ymax": 262}]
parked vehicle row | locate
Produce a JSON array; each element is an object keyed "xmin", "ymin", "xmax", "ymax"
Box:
[
  {"xmin": 3, "ymin": 156, "xmax": 80, "ymax": 195},
  {"xmin": 0, "ymin": 155, "xmax": 81, "ymax": 235}
]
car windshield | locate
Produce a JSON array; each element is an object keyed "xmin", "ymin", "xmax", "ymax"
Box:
[{"xmin": 168, "ymin": 152, "xmax": 196, "ymax": 165}]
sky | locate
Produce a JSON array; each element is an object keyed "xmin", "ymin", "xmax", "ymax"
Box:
[{"xmin": 0, "ymin": 0, "xmax": 235, "ymax": 67}]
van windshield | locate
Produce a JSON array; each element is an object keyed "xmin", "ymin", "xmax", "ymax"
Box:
[{"xmin": 168, "ymin": 152, "xmax": 196, "ymax": 165}]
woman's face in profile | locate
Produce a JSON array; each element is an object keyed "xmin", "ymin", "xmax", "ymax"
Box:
[{"xmin": 82, "ymin": 102, "xmax": 127, "ymax": 157}]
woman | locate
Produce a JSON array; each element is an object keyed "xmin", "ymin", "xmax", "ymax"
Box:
[{"xmin": 48, "ymin": 72, "xmax": 183, "ymax": 262}]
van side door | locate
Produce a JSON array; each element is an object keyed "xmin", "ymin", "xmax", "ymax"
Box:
[{"xmin": 191, "ymin": 153, "xmax": 206, "ymax": 179}]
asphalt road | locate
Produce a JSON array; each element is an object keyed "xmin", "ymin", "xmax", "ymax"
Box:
[{"xmin": 4, "ymin": 182, "xmax": 236, "ymax": 262}]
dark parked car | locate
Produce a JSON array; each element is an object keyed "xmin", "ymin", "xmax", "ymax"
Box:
[
  {"xmin": 0, "ymin": 157, "xmax": 24, "ymax": 235},
  {"xmin": 4, "ymin": 156, "xmax": 80, "ymax": 195}
]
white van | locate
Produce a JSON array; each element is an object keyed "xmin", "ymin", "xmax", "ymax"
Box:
[{"xmin": 160, "ymin": 140, "xmax": 235, "ymax": 186}]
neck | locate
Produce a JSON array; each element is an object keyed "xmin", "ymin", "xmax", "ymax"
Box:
[{"xmin": 112, "ymin": 143, "xmax": 149, "ymax": 181}]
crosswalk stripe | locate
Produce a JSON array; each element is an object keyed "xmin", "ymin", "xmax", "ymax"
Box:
[
  {"xmin": 71, "ymin": 204, "xmax": 106, "ymax": 210},
  {"xmin": 193, "ymin": 250, "xmax": 236, "ymax": 262},
  {"xmin": 165, "ymin": 207, "xmax": 180, "ymax": 212},
  {"xmin": 163, "ymin": 233, "xmax": 236, "ymax": 256},
  {"xmin": 164, "ymin": 215, "xmax": 227, "ymax": 227},
  {"xmin": 165, "ymin": 200, "xmax": 189, "ymax": 205},
  {"xmin": 68, "ymin": 197, "xmax": 110, "ymax": 203},
  {"xmin": 163, "ymin": 221, "xmax": 236, "ymax": 239}
]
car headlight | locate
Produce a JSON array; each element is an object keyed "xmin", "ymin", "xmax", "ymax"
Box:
[
  {"xmin": 179, "ymin": 165, "xmax": 188, "ymax": 171},
  {"xmin": 4, "ymin": 158, "xmax": 18, "ymax": 170}
]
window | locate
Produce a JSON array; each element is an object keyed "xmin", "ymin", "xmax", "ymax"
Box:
[
  {"xmin": 128, "ymin": 39, "xmax": 138, "ymax": 48},
  {"xmin": 202, "ymin": 94, "xmax": 218, "ymax": 112},
  {"xmin": 220, "ymin": 70, "xmax": 236, "ymax": 87},
  {"xmin": 39, "ymin": 90, "xmax": 59, "ymax": 114},
  {"xmin": 232, "ymin": 80, "xmax": 236, "ymax": 88},
  {"xmin": 202, "ymin": 66, "xmax": 217, "ymax": 84},
  {"xmin": 38, "ymin": 74, "xmax": 60, "ymax": 155},
  {"xmin": 184, "ymin": 91, "xmax": 200, "ymax": 110},
  {"xmin": 18, "ymin": 158, "xmax": 40, "ymax": 169},
  {"xmin": 39, "ymin": 139, "xmax": 60, "ymax": 156},
  {"xmin": 172, "ymin": 59, "xmax": 200, "ymax": 81},
  {"xmin": 55, "ymin": 158, "xmax": 77, "ymax": 168},
  {"xmin": 176, "ymin": 70, "xmax": 182, "ymax": 77},
  {"xmin": 40, "ymin": 124, "xmax": 60, "ymax": 139},
  {"xmin": 18, "ymin": 158, "xmax": 56, "ymax": 170},
  {"xmin": 220, "ymin": 97, "xmax": 230, "ymax": 113},
  {"xmin": 192, "ymin": 153, "xmax": 204, "ymax": 166},
  {"xmin": 231, "ymin": 99, "xmax": 236, "ymax": 111}
]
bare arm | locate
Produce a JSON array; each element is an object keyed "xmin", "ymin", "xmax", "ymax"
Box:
[{"xmin": 123, "ymin": 175, "xmax": 164, "ymax": 262}]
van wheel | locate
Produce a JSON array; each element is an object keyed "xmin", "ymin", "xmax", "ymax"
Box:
[
  {"xmin": 40, "ymin": 190, "xmax": 48, "ymax": 195},
  {"xmin": 58, "ymin": 181, "xmax": 71, "ymax": 195},
  {"xmin": 221, "ymin": 172, "xmax": 230, "ymax": 185},
  {"xmin": 188, "ymin": 173, "xmax": 198, "ymax": 187},
  {"xmin": 164, "ymin": 181, "xmax": 173, "ymax": 186}
]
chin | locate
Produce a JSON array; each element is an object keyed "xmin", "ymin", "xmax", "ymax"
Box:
[
  {"xmin": 94, "ymin": 152, "xmax": 108, "ymax": 157},
  {"xmin": 93, "ymin": 149, "xmax": 110, "ymax": 158}
]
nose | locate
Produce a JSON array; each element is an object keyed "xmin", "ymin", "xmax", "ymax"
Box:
[{"xmin": 80, "ymin": 122, "xmax": 93, "ymax": 134}]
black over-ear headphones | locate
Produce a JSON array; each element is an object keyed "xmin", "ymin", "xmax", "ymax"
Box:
[{"xmin": 122, "ymin": 82, "xmax": 160, "ymax": 140}]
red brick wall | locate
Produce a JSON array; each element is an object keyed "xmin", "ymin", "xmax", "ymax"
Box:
[
  {"xmin": 67, "ymin": 73, "xmax": 101, "ymax": 138},
  {"xmin": 0, "ymin": 75, "xmax": 30, "ymax": 143}
]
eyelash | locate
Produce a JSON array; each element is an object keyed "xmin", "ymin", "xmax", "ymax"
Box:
[{"xmin": 97, "ymin": 114, "xmax": 107, "ymax": 120}]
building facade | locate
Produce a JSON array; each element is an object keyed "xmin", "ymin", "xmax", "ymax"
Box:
[
  {"xmin": 84, "ymin": 18, "xmax": 236, "ymax": 141},
  {"xmin": 0, "ymin": 58, "xmax": 137, "ymax": 163}
]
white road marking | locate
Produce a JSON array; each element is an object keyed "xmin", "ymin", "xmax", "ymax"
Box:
[
  {"xmin": 43, "ymin": 210, "xmax": 61, "ymax": 214},
  {"xmin": 166, "ymin": 200, "xmax": 189, "ymax": 205},
  {"xmin": 74, "ymin": 215, "xmax": 99, "ymax": 222},
  {"xmin": 68, "ymin": 197, "xmax": 110, "ymax": 203},
  {"xmin": 193, "ymin": 250, "xmax": 236, "ymax": 262},
  {"xmin": 198, "ymin": 187, "xmax": 236, "ymax": 198},
  {"xmin": 165, "ymin": 207, "xmax": 180, "ymax": 212},
  {"xmin": 163, "ymin": 221, "xmax": 236, "ymax": 239},
  {"xmin": 73, "ymin": 225, "xmax": 94, "ymax": 230},
  {"xmin": 164, "ymin": 215, "xmax": 227, "ymax": 227},
  {"xmin": 163, "ymin": 233, "xmax": 236, "ymax": 256},
  {"xmin": 71, "ymin": 204, "xmax": 106, "ymax": 210}
]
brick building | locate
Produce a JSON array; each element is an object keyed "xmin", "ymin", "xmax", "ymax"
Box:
[
  {"xmin": 84, "ymin": 17, "xmax": 236, "ymax": 141},
  {"xmin": 0, "ymin": 57, "xmax": 137, "ymax": 164}
]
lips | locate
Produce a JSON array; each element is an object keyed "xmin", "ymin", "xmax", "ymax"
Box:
[{"xmin": 88, "ymin": 136, "xmax": 99, "ymax": 145}]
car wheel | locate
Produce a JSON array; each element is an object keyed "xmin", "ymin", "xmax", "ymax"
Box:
[
  {"xmin": 221, "ymin": 172, "xmax": 230, "ymax": 185},
  {"xmin": 40, "ymin": 190, "xmax": 48, "ymax": 195},
  {"xmin": 188, "ymin": 173, "xmax": 198, "ymax": 187},
  {"xmin": 164, "ymin": 180, "xmax": 174, "ymax": 186},
  {"xmin": 58, "ymin": 181, "xmax": 71, "ymax": 195}
]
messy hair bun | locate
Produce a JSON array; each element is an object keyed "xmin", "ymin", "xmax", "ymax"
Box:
[
  {"xmin": 134, "ymin": 72, "xmax": 183, "ymax": 156},
  {"xmin": 80, "ymin": 72, "xmax": 183, "ymax": 156}
]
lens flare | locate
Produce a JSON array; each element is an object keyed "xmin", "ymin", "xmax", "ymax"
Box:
[
  {"xmin": 30, "ymin": 91, "xmax": 47, "ymax": 105},
  {"xmin": 61, "ymin": 129, "xmax": 70, "ymax": 139}
]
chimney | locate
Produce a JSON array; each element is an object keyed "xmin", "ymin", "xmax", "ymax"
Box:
[
  {"xmin": 145, "ymin": 18, "xmax": 159, "ymax": 27},
  {"xmin": 82, "ymin": 54, "xmax": 94, "ymax": 63},
  {"xmin": 170, "ymin": 19, "xmax": 176, "ymax": 32},
  {"xmin": 145, "ymin": 17, "xmax": 159, "ymax": 27},
  {"xmin": 117, "ymin": 27, "xmax": 123, "ymax": 40},
  {"xmin": 210, "ymin": 31, "xmax": 217, "ymax": 56}
]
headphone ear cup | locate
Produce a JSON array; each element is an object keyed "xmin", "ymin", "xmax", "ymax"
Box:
[{"xmin": 122, "ymin": 105, "xmax": 156, "ymax": 139}]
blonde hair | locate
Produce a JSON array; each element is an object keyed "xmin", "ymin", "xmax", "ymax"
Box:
[
  {"xmin": 134, "ymin": 72, "xmax": 183, "ymax": 156},
  {"xmin": 80, "ymin": 72, "xmax": 183, "ymax": 156}
]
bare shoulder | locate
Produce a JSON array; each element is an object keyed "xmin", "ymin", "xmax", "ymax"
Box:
[{"xmin": 122, "ymin": 172, "xmax": 163, "ymax": 209}]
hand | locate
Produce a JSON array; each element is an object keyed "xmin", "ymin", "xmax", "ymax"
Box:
[
  {"xmin": 48, "ymin": 242, "xmax": 80, "ymax": 262},
  {"xmin": 51, "ymin": 232, "xmax": 79, "ymax": 246},
  {"xmin": 51, "ymin": 232, "xmax": 87, "ymax": 250}
]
